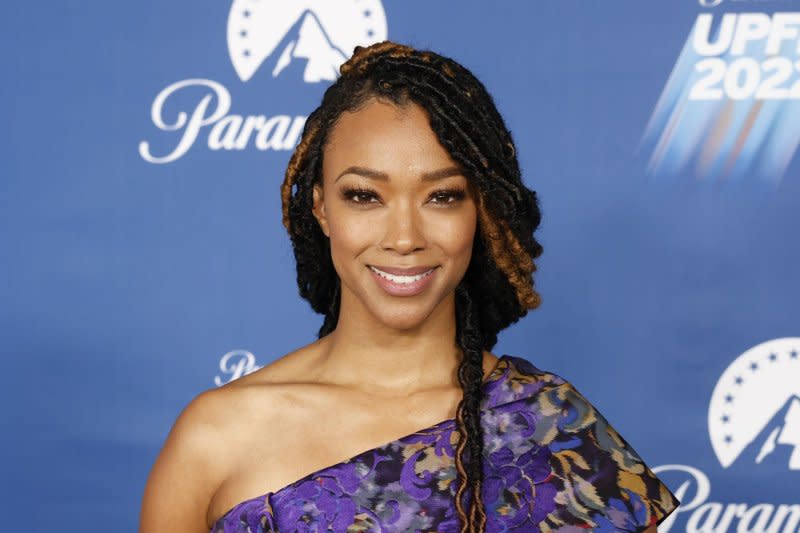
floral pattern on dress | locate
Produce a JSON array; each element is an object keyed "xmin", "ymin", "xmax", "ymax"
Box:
[{"xmin": 211, "ymin": 355, "xmax": 679, "ymax": 532}]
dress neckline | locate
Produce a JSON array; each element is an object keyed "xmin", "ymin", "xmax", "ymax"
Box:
[{"xmin": 211, "ymin": 353, "xmax": 517, "ymax": 528}]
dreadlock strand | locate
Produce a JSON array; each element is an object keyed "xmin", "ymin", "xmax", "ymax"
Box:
[
  {"xmin": 453, "ymin": 396, "xmax": 471, "ymax": 533},
  {"xmin": 455, "ymin": 285, "xmax": 489, "ymax": 532},
  {"xmin": 477, "ymin": 199, "xmax": 541, "ymax": 310},
  {"xmin": 281, "ymin": 117, "xmax": 324, "ymax": 232},
  {"xmin": 339, "ymin": 41, "xmax": 417, "ymax": 76}
]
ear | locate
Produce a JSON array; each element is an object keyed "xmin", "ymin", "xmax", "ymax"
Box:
[{"xmin": 312, "ymin": 183, "xmax": 330, "ymax": 237}]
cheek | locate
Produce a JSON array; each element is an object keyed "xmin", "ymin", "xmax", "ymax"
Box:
[
  {"xmin": 428, "ymin": 211, "xmax": 477, "ymax": 258},
  {"xmin": 325, "ymin": 206, "xmax": 378, "ymax": 256}
]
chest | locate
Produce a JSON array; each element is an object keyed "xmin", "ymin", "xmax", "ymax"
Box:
[
  {"xmin": 207, "ymin": 388, "xmax": 464, "ymax": 526},
  {"xmin": 209, "ymin": 401, "xmax": 558, "ymax": 532}
]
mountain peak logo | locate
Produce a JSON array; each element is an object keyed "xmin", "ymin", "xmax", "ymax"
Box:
[
  {"xmin": 226, "ymin": 0, "xmax": 387, "ymax": 83},
  {"xmin": 140, "ymin": 0, "xmax": 388, "ymax": 163},
  {"xmin": 708, "ymin": 337, "xmax": 800, "ymax": 469}
]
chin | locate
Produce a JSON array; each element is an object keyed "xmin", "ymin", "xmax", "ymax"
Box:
[{"xmin": 372, "ymin": 304, "xmax": 437, "ymax": 332}]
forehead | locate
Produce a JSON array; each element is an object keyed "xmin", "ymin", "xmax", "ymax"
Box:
[{"xmin": 322, "ymin": 98, "xmax": 459, "ymax": 180}]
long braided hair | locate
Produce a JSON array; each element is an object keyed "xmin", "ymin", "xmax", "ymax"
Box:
[{"xmin": 280, "ymin": 41, "xmax": 543, "ymax": 533}]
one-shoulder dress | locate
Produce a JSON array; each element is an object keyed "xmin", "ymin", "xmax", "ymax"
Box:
[{"xmin": 211, "ymin": 354, "xmax": 680, "ymax": 532}]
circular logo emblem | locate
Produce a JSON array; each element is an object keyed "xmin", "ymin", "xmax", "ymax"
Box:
[
  {"xmin": 227, "ymin": 0, "xmax": 388, "ymax": 82},
  {"xmin": 708, "ymin": 337, "xmax": 800, "ymax": 469}
]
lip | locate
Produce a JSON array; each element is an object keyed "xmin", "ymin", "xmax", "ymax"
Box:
[
  {"xmin": 368, "ymin": 265, "xmax": 438, "ymax": 296},
  {"xmin": 368, "ymin": 265, "xmax": 438, "ymax": 275}
]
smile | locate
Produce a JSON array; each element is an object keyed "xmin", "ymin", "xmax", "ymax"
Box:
[
  {"xmin": 367, "ymin": 265, "xmax": 438, "ymax": 296},
  {"xmin": 368, "ymin": 266, "xmax": 435, "ymax": 284}
]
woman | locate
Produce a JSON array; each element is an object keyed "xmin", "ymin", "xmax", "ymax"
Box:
[{"xmin": 140, "ymin": 41, "xmax": 680, "ymax": 533}]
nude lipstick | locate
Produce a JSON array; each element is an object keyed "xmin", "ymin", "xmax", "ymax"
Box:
[{"xmin": 368, "ymin": 265, "xmax": 437, "ymax": 296}]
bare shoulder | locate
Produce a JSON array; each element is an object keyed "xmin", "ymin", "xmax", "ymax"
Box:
[
  {"xmin": 139, "ymin": 384, "xmax": 240, "ymax": 532},
  {"xmin": 139, "ymin": 345, "xmax": 313, "ymax": 533},
  {"xmin": 141, "ymin": 342, "xmax": 329, "ymax": 531}
]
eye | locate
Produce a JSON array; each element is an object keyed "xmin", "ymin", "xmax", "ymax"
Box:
[
  {"xmin": 340, "ymin": 186, "xmax": 467, "ymax": 206},
  {"xmin": 341, "ymin": 186, "xmax": 380, "ymax": 205},
  {"xmin": 429, "ymin": 188, "xmax": 467, "ymax": 205}
]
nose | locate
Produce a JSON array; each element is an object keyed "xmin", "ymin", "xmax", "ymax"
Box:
[{"xmin": 379, "ymin": 199, "xmax": 427, "ymax": 254}]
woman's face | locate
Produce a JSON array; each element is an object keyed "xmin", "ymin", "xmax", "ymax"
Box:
[{"xmin": 313, "ymin": 97, "xmax": 478, "ymax": 331}]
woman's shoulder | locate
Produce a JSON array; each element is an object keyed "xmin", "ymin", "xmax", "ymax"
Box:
[
  {"xmin": 181, "ymin": 347, "xmax": 326, "ymax": 525},
  {"xmin": 166, "ymin": 345, "xmax": 322, "ymax": 468},
  {"xmin": 499, "ymin": 353, "xmax": 681, "ymax": 532},
  {"xmin": 499, "ymin": 354, "xmax": 613, "ymax": 405},
  {"xmin": 489, "ymin": 353, "xmax": 578, "ymax": 411},
  {"xmin": 142, "ymin": 351, "xmax": 308, "ymax": 531},
  {"xmin": 198, "ymin": 351, "xmax": 320, "ymax": 434},
  {"xmin": 499, "ymin": 353, "xmax": 641, "ymax": 446},
  {"xmin": 496, "ymin": 353, "xmax": 568, "ymax": 387}
]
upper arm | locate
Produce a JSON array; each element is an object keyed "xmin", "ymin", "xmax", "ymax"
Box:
[{"xmin": 139, "ymin": 389, "xmax": 228, "ymax": 533}]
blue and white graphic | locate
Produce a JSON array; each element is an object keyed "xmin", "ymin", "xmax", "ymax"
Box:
[
  {"xmin": 139, "ymin": 0, "xmax": 387, "ymax": 163},
  {"xmin": 709, "ymin": 337, "xmax": 800, "ymax": 470},
  {"xmin": 642, "ymin": 8, "xmax": 800, "ymax": 183},
  {"xmin": 227, "ymin": 0, "xmax": 387, "ymax": 83}
]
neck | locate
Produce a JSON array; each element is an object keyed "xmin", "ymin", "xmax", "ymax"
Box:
[{"xmin": 310, "ymin": 289, "xmax": 467, "ymax": 394}]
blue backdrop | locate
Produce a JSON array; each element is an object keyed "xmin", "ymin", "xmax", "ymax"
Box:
[{"xmin": 1, "ymin": 1, "xmax": 798, "ymax": 531}]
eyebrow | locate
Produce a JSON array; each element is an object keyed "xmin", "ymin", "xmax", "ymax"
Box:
[{"xmin": 334, "ymin": 165, "xmax": 464, "ymax": 182}]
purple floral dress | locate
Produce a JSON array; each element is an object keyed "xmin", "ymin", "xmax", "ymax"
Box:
[{"xmin": 211, "ymin": 354, "xmax": 680, "ymax": 532}]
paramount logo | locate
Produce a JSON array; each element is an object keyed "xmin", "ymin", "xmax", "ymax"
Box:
[
  {"xmin": 138, "ymin": 79, "xmax": 308, "ymax": 164},
  {"xmin": 139, "ymin": 0, "xmax": 387, "ymax": 164},
  {"xmin": 654, "ymin": 464, "xmax": 799, "ymax": 532}
]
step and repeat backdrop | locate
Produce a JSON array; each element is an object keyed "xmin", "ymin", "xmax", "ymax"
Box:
[{"xmin": 2, "ymin": 0, "xmax": 799, "ymax": 531}]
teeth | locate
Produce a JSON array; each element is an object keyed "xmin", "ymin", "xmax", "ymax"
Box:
[{"xmin": 369, "ymin": 266, "xmax": 434, "ymax": 284}]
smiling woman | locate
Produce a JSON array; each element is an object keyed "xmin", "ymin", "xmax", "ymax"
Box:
[
  {"xmin": 139, "ymin": 41, "xmax": 680, "ymax": 533},
  {"xmin": 311, "ymin": 100, "xmax": 479, "ymax": 324}
]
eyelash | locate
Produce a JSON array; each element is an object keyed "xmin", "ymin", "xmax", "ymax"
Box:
[{"xmin": 340, "ymin": 186, "xmax": 467, "ymax": 206}]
